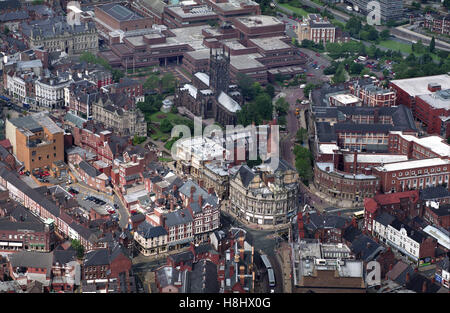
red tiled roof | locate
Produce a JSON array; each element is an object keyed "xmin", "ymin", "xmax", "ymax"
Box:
[{"xmin": 374, "ymin": 190, "xmax": 419, "ymax": 206}]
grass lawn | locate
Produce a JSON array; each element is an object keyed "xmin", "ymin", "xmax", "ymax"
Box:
[
  {"xmin": 278, "ymin": 4, "xmax": 309, "ymax": 17},
  {"xmin": 378, "ymin": 40, "xmax": 440, "ymax": 61},
  {"xmin": 148, "ymin": 112, "xmax": 192, "ymax": 142}
]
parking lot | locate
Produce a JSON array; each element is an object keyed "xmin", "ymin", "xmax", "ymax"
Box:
[{"xmin": 68, "ymin": 184, "xmax": 119, "ymax": 221}]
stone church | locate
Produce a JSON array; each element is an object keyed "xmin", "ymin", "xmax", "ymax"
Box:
[{"xmin": 174, "ymin": 48, "xmax": 243, "ymax": 126}]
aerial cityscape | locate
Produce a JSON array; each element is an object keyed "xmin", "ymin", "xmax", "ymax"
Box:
[{"xmin": 0, "ymin": 0, "xmax": 448, "ymax": 301}]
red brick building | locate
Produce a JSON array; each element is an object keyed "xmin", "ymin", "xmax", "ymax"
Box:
[
  {"xmin": 372, "ymin": 158, "xmax": 450, "ymax": 193},
  {"xmin": 83, "ymin": 245, "xmax": 133, "ymax": 292},
  {"xmin": 94, "ymin": 3, "xmax": 153, "ymax": 36},
  {"xmin": 423, "ymin": 202, "xmax": 450, "ymax": 230},
  {"xmin": 349, "ymin": 82, "xmax": 396, "ymax": 107},
  {"xmin": 390, "ymin": 74, "xmax": 450, "ymax": 136},
  {"xmin": 388, "ymin": 131, "xmax": 450, "ymax": 160},
  {"xmin": 415, "ymin": 89, "xmax": 450, "ymax": 137}
]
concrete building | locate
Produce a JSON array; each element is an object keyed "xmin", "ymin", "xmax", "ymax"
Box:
[
  {"xmin": 292, "ymin": 239, "xmax": 365, "ymax": 293},
  {"xmin": 5, "ymin": 113, "xmax": 64, "ymax": 171},
  {"xmin": 347, "ymin": 0, "xmax": 403, "ymax": 22}
]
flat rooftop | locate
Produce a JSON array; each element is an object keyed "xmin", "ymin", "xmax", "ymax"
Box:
[
  {"xmin": 375, "ymin": 157, "xmax": 449, "ymax": 172},
  {"xmin": 391, "ymin": 74, "xmax": 450, "ymax": 96},
  {"xmin": 166, "ymin": 5, "xmax": 217, "ymax": 18},
  {"xmin": 249, "ymin": 37, "xmax": 290, "ymax": 51},
  {"xmin": 211, "ymin": 0, "xmax": 259, "ymax": 12},
  {"xmin": 344, "ymin": 154, "xmax": 409, "ymax": 164},
  {"xmin": 230, "ymin": 53, "xmax": 265, "ymax": 70},
  {"xmin": 331, "ymin": 93, "xmax": 361, "ymax": 105},
  {"xmin": 99, "ymin": 3, "xmax": 144, "ymax": 21},
  {"xmin": 417, "ymin": 89, "xmax": 450, "ymax": 110},
  {"xmin": 390, "ymin": 131, "xmax": 450, "ymax": 158},
  {"xmin": 235, "ymin": 15, "xmax": 283, "ymax": 28}
]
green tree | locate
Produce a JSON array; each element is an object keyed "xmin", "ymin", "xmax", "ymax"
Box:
[
  {"xmin": 429, "ymin": 36, "xmax": 435, "ymax": 53},
  {"xmin": 265, "ymin": 84, "xmax": 275, "ymax": 99},
  {"xmin": 144, "ymin": 74, "xmax": 160, "ymax": 90},
  {"xmin": 303, "ymin": 83, "xmax": 316, "ymax": 97},
  {"xmin": 293, "ymin": 145, "xmax": 313, "ymax": 184},
  {"xmin": 3, "ymin": 26, "xmax": 10, "ymax": 35},
  {"xmin": 349, "ymin": 62, "xmax": 364, "ymax": 75},
  {"xmin": 275, "ymin": 97, "xmax": 289, "ymax": 115},
  {"xmin": 380, "ymin": 29, "xmax": 390, "ymax": 41},
  {"xmin": 445, "ymin": 0, "xmax": 450, "ymax": 9},
  {"xmin": 296, "ymin": 128, "xmax": 308, "ymax": 144},
  {"xmin": 160, "ymin": 119, "xmax": 173, "ymax": 133},
  {"xmin": 71, "ymin": 239, "xmax": 85, "ymax": 259},
  {"xmin": 236, "ymin": 73, "xmax": 256, "ymax": 100},
  {"xmin": 332, "ymin": 63, "xmax": 346, "ymax": 84},
  {"xmin": 161, "ymin": 73, "xmax": 176, "ymax": 93}
]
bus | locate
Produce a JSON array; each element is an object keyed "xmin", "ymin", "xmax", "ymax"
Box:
[
  {"xmin": 267, "ymin": 268, "xmax": 276, "ymax": 288},
  {"xmin": 353, "ymin": 210, "xmax": 365, "ymax": 220},
  {"xmin": 260, "ymin": 254, "xmax": 272, "ymax": 270}
]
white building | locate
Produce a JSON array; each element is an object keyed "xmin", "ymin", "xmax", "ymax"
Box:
[
  {"xmin": 35, "ymin": 76, "xmax": 71, "ymax": 108},
  {"xmin": 375, "ymin": 215, "xmax": 430, "ymax": 261}
]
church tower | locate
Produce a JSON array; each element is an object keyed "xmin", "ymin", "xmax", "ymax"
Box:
[{"xmin": 209, "ymin": 47, "xmax": 230, "ymax": 97}]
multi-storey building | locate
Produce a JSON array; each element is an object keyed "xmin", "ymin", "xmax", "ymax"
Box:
[
  {"xmin": 372, "ymin": 158, "xmax": 450, "ymax": 193},
  {"xmin": 20, "ymin": 16, "xmax": 98, "ymax": 55},
  {"xmin": 92, "ymin": 93, "xmax": 147, "ymax": 137},
  {"xmin": 388, "ymin": 131, "xmax": 450, "ymax": 160},
  {"xmin": 391, "ymin": 75, "xmax": 450, "ymax": 110},
  {"xmin": 347, "ymin": 0, "xmax": 403, "ymax": 22},
  {"xmin": 35, "ymin": 75, "xmax": 71, "ymax": 109},
  {"xmin": 415, "ymin": 89, "xmax": 450, "ymax": 137},
  {"xmin": 229, "ymin": 159, "xmax": 299, "ymax": 226},
  {"xmin": 349, "ymin": 82, "xmax": 396, "ymax": 107},
  {"xmin": 94, "ymin": 2, "xmax": 154, "ymax": 39},
  {"xmin": 297, "ymin": 14, "xmax": 336, "ymax": 44},
  {"xmin": 163, "ymin": 3, "xmax": 219, "ymax": 28},
  {"xmin": 372, "ymin": 215, "xmax": 437, "ymax": 262},
  {"xmin": 5, "ymin": 112, "xmax": 64, "ymax": 171},
  {"xmin": 424, "ymin": 12, "xmax": 450, "ymax": 36},
  {"xmin": 314, "ymin": 162, "xmax": 380, "ymax": 203}
]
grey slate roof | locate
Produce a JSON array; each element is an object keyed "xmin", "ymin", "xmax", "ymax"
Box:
[
  {"xmin": 375, "ymin": 212, "xmax": 395, "ymax": 227},
  {"xmin": 236, "ymin": 165, "xmax": 256, "ymax": 188},
  {"xmin": 420, "ymin": 186, "xmax": 450, "ymax": 200},
  {"xmin": 350, "ymin": 235, "xmax": 385, "ymax": 262},
  {"xmin": 188, "ymin": 259, "xmax": 219, "ymax": 293},
  {"xmin": 84, "ymin": 249, "xmax": 109, "ymax": 267},
  {"xmin": 53, "ymin": 249, "xmax": 77, "ymax": 265},
  {"xmin": 165, "ymin": 208, "xmax": 193, "ymax": 227},
  {"xmin": 136, "ymin": 221, "xmax": 167, "ymax": 239},
  {"xmin": 306, "ymin": 212, "xmax": 350, "ymax": 232},
  {"xmin": 78, "ymin": 160, "xmax": 100, "ymax": 178},
  {"xmin": 9, "ymin": 251, "xmax": 53, "ymax": 270}
]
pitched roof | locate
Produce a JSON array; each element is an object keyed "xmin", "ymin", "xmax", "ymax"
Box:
[
  {"xmin": 136, "ymin": 221, "xmax": 167, "ymax": 239},
  {"xmin": 390, "ymin": 219, "xmax": 427, "ymax": 243},
  {"xmin": 374, "ymin": 212, "xmax": 395, "ymax": 227},
  {"xmin": 9, "ymin": 251, "xmax": 53, "ymax": 270},
  {"xmin": 78, "ymin": 160, "xmax": 100, "ymax": 178},
  {"xmin": 350, "ymin": 235, "xmax": 385, "ymax": 262},
  {"xmin": 84, "ymin": 249, "xmax": 109, "ymax": 266},
  {"xmin": 420, "ymin": 186, "xmax": 450, "ymax": 200}
]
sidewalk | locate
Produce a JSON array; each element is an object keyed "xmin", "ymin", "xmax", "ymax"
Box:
[{"xmin": 276, "ymin": 242, "xmax": 292, "ymax": 293}]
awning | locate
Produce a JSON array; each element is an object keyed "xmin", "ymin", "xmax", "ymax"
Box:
[{"xmin": 328, "ymin": 189, "xmax": 341, "ymax": 194}]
